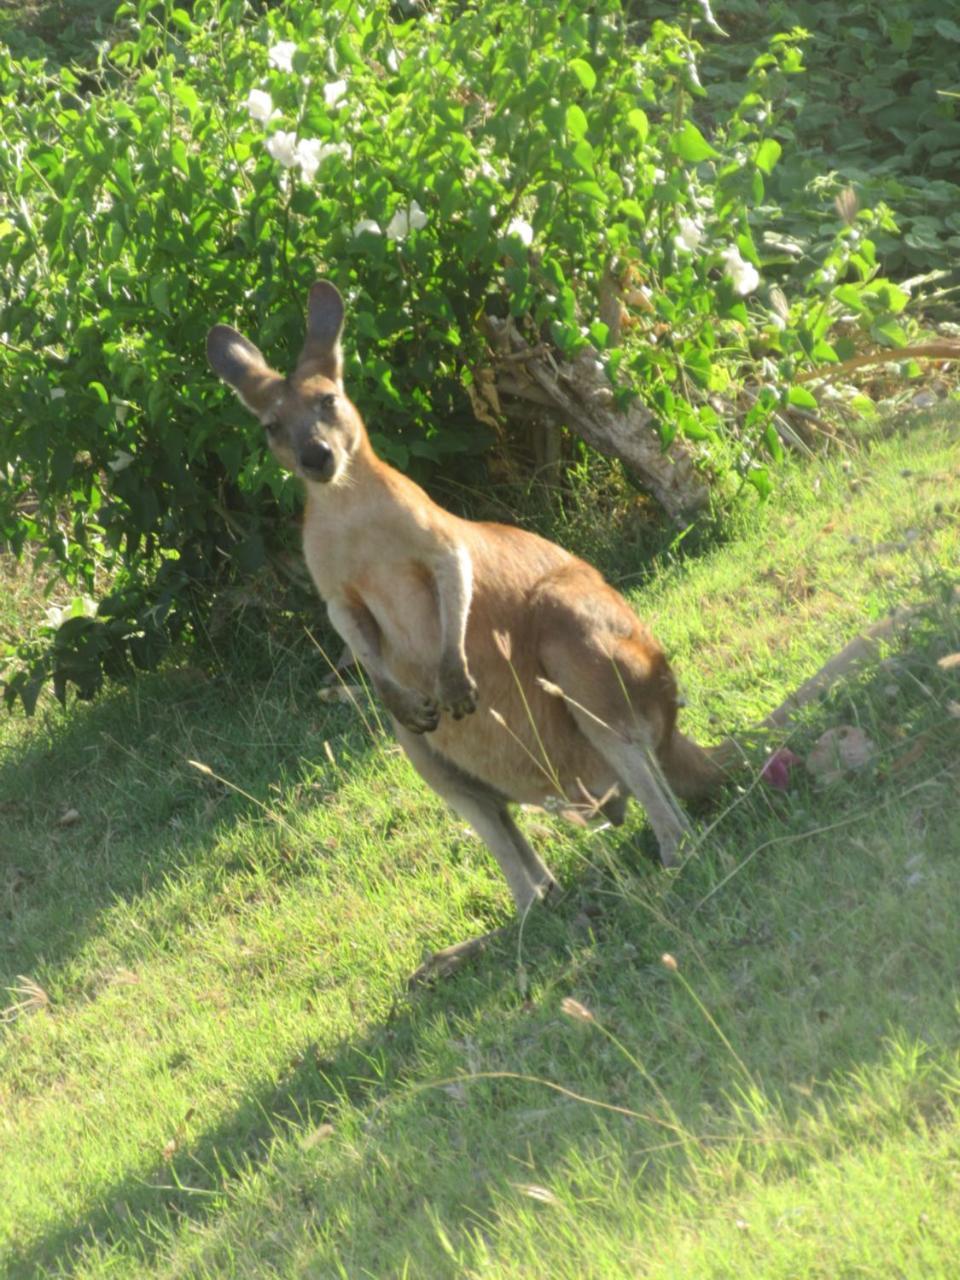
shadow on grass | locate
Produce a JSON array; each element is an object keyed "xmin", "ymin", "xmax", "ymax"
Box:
[
  {"xmin": 0, "ymin": 651, "xmax": 375, "ymax": 984},
  {"xmin": 3, "ymin": 596, "xmax": 960, "ymax": 1275}
]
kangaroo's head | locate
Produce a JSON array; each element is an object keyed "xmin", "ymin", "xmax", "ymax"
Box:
[{"xmin": 206, "ymin": 281, "xmax": 366, "ymax": 486}]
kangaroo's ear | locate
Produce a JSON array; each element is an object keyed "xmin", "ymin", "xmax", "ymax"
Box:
[
  {"xmin": 207, "ymin": 325, "xmax": 285, "ymax": 422},
  {"xmin": 297, "ymin": 280, "xmax": 344, "ymax": 384}
]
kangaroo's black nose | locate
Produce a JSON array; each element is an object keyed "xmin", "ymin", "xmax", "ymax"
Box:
[{"xmin": 299, "ymin": 439, "xmax": 334, "ymax": 480}]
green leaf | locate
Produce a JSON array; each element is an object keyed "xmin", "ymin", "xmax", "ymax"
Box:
[
  {"xmin": 571, "ymin": 139, "xmax": 595, "ymax": 174},
  {"xmin": 171, "ymin": 138, "xmax": 190, "ymax": 178},
  {"xmin": 618, "ymin": 198, "xmax": 646, "ymax": 222},
  {"xmin": 174, "ymin": 83, "xmax": 200, "ymax": 117},
  {"xmin": 169, "ymin": 7, "xmax": 195, "ymax": 32},
  {"xmin": 671, "ymin": 121, "xmax": 719, "ymax": 163},
  {"xmin": 565, "ymin": 104, "xmax": 588, "ymax": 141},
  {"xmin": 754, "ymin": 138, "xmax": 782, "ymax": 175},
  {"xmin": 89, "ymin": 381, "xmax": 109, "ymax": 404},
  {"xmin": 787, "ymin": 385, "xmax": 818, "ymax": 409},
  {"xmin": 933, "ymin": 19, "xmax": 960, "ymax": 42},
  {"xmin": 571, "ymin": 179, "xmax": 605, "ymax": 202},
  {"xmin": 871, "ymin": 319, "xmax": 908, "ymax": 347},
  {"xmin": 832, "ymin": 285, "xmax": 868, "ymax": 314},
  {"xmin": 745, "ymin": 468, "xmax": 772, "ymax": 499},
  {"xmin": 863, "ymin": 279, "xmax": 910, "ymax": 314},
  {"xmin": 627, "ymin": 109, "xmax": 649, "ymax": 143},
  {"xmin": 149, "ymin": 278, "xmax": 170, "ymax": 316},
  {"xmin": 569, "ymin": 58, "xmax": 596, "ymax": 91},
  {"xmin": 736, "ymin": 231, "xmax": 760, "ymax": 265},
  {"xmin": 764, "ymin": 422, "xmax": 784, "ymax": 464}
]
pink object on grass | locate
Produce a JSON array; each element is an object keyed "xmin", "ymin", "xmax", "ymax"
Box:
[{"xmin": 761, "ymin": 747, "xmax": 802, "ymax": 792}]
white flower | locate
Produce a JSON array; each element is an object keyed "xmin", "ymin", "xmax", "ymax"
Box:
[
  {"xmin": 268, "ymin": 41, "xmax": 297, "ymax": 73},
  {"xmin": 245, "ymin": 89, "xmax": 274, "ymax": 123},
  {"xmin": 353, "ymin": 219, "xmax": 381, "ymax": 236},
  {"xmin": 769, "ymin": 312, "xmax": 786, "ymax": 331},
  {"xmin": 674, "ymin": 216, "xmax": 703, "ymax": 254},
  {"xmin": 294, "ymin": 138, "xmax": 351, "ymax": 181},
  {"xmin": 295, "ymin": 138, "xmax": 324, "ymax": 182},
  {"xmin": 266, "ymin": 130, "xmax": 298, "ymax": 168},
  {"xmin": 385, "ymin": 200, "xmax": 428, "ymax": 241},
  {"xmin": 108, "ymin": 449, "xmax": 134, "ymax": 472},
  {"xmin": 323, "ymin": 79, "xmax": 348, "ymax": 108},
  {"xmin": 506, "ymin": 217, "xmax": 534, "ymax": 246},
  {"xmin": 50, "ymin": 387, "xmax": 66, "ymax": 400},
  {"xmin": 720, "ymin": 246, "xmax": 760, "ymax": 296},
  {"xmin": 324, "ymin": 140, "xmax": 352, "ymax": 163}
]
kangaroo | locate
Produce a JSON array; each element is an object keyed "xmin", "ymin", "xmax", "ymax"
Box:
[{"xmin": 206, "ymin": 281, "xmax": 730, "ymax": 917}]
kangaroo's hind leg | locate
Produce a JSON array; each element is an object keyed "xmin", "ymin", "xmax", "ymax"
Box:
[
  {"xmin": 395, "ymin": 726, "xmax": 560, "ymax": 912},
  {"xmin": 537, "ymin": 572, "xmax": 692, "ymax": 867},
  {"xmin": 396, "ymin": 726, "xmax": 560, "ymax": 984},
  {"xmin": 568, "ymin": 717, "xmax": 691, "ymax": 866}
]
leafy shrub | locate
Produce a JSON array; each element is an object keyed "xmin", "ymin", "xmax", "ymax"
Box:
[
  {"xmin": 0, "ymin": 0, "xmax": 914, "ymax": 711},
  {"xmin": 639, "ymin": 0, "xmax": 960, "ymax": 288}
]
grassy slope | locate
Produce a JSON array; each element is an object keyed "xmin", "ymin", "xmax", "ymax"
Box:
[{"xmin": 1, "ymin": 409, "xmax": 959, "ymax": 1277}]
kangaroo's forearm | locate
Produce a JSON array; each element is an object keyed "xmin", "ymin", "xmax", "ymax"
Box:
[{"xmin": 433, "ymin": 541, "xmax": 473, "ymax": 679}]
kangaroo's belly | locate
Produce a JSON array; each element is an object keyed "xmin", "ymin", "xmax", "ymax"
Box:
[{"xmin": 424, "ymin": 646, "xmax": 617, "ymax": 810}]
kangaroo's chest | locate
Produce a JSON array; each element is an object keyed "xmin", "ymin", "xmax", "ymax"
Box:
[
  {"xmin": 302, "ymin": 519, "xmax": 441, "ymax": 673},
  {"xmin": 354, "ymin": 559, "xmax": 441, "ymax": 664}
]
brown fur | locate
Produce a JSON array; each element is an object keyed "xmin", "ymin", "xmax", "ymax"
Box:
[{"xmin": 207, "ymin": 282, "xmax": 728, "ymax": 912}]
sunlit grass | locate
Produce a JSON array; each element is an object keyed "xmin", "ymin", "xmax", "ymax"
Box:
[{"xmin": 1, "ymin": 411, "xmax": 958, "ymax": 1277}]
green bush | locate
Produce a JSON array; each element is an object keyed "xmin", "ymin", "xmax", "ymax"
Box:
[
  {"xmin": 0, "ymin": 0, "xmax": 912, "ymax": 711},
  {"xmin": 638, "ymin": 0, "xmax": 960, "ymax": 284}
]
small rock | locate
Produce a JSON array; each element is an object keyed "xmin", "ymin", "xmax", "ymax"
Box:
[
  {"xmin": 57, "ymin": 809, "xmax": 81, "ymax": 827},
  {"xmin": 806, "ymin": 726, "xmax": 876, "ymax": 785}
]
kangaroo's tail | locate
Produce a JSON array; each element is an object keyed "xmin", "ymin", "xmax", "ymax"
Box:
[{"xmin": 656, "ymin": 729, "xmax": 739, "ymax": 802}]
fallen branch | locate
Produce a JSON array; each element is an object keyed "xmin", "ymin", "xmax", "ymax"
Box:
[
  {"xmin": 796, "ymin": 341, "xmax": 960, "ymax": 384},
  {"xmin": 760, "ymin": 585, "xmax": 960, "ymax": 733},
  {"xmin": 484, "ymin": 315, "xmax": 711, "ymax": 523}
]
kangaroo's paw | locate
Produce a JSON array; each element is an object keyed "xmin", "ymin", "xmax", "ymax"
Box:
[
  {"xmin": 383, "ymin": 683, "xmax": 441, "ymax": 734},
  {"xmin": 437, "ymin": 668, "xmax": 479, "ymax": 720}
]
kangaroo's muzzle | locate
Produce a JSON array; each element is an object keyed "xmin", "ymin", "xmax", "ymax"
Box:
[{"xmin": 298, "ymin": 439, "xmax": 336, "ymax": 482}]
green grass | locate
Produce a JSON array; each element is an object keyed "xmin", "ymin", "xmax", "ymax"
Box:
[{"xmin": 2, "ymin": 409, "xmax": 959, "ymax": 1277}]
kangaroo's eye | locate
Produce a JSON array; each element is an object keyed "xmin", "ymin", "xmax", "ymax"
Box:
[{"xmin": 316, "ymin": 393, "xmax": 336, "ymax": 413}]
